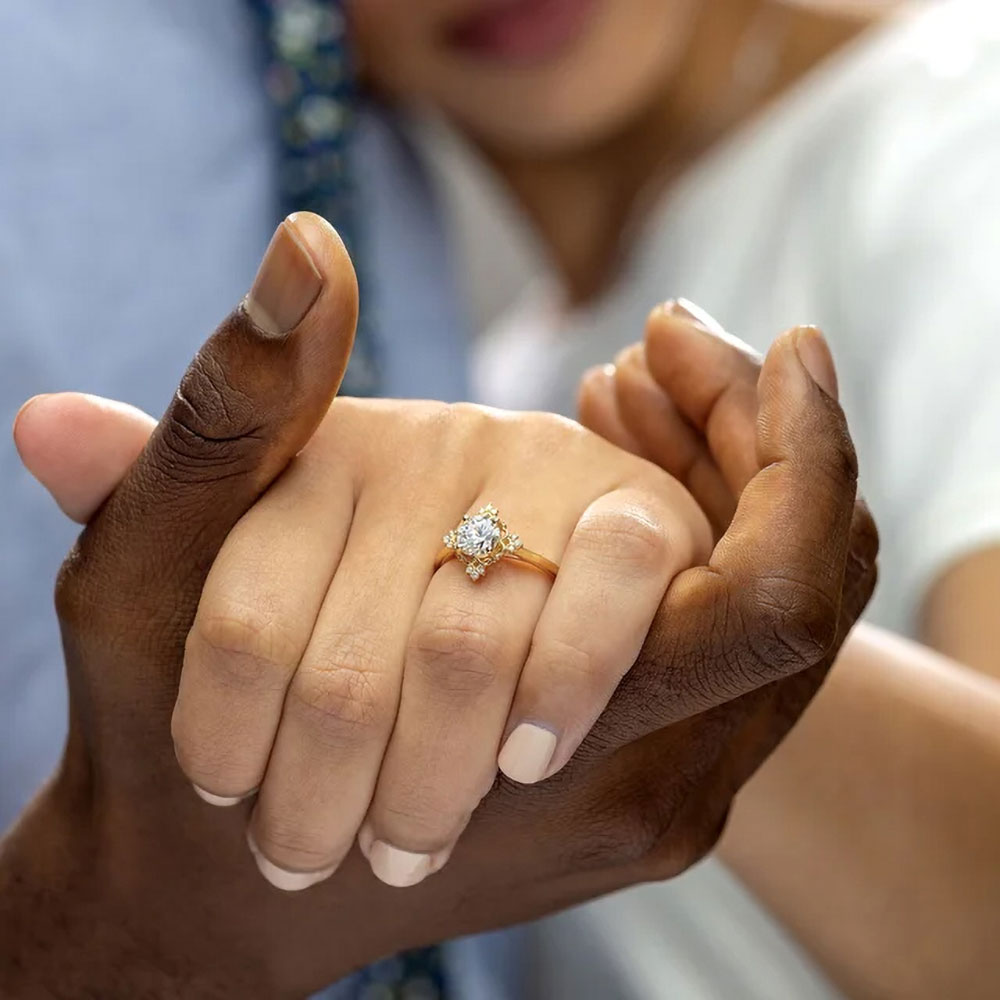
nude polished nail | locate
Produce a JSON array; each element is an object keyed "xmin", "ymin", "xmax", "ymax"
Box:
[
  {"xmin": 498, "ymin": 723, "xmax": 558, "ymax": 784},
  {"xmin": 243, "ymin": 213, "xmax": 327, "ymax": 338},
  {"xmin": 369, "ymin": 841, "xmax": 434, "ymax": 888},
  {"xmin": 663, "ymin": 298, "xmax": 761, "ymax": 358},
  {"xmin": 246, "ymin": 828, "xmax": 335, "ymax": 892},
  {"xmin": 664, "ymin": 297, "xmax": 724, "ymax": 333},
  {"xmin": 192, "ymin": 783, "xmax": 248, "ymax": 807}
]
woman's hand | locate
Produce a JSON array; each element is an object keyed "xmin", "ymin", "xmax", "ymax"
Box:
[{"xmin": 174, "ymin": 394, "xmax": 712, "ymax": 889}]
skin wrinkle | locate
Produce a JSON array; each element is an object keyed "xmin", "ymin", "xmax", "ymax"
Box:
[
  {"xmin": 3, "ymin": 225, "xmax": 876, "ymax": 993},
  {"xmin": 5, "ymin": 0, "xmax": 924, "ymax": 984},
  {"xmin": 589, "ymin": 316, "xmax": 1000, "ymax": 994}
]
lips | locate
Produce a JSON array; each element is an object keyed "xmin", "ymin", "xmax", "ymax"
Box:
[{"xmin": 444, "ymin": 0, "xmax": 599, "ymax": 63}]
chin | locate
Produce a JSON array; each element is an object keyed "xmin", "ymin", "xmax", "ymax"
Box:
[
  {"xmin": 434, "ymin": 38, "xmax": 685, "ymax": 156},
  {"xmin": 357, "ymin": 0, "xmax": 696, "ymax": 157}
]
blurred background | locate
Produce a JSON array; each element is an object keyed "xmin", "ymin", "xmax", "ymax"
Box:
[{"xmin": 2, "ymin": 2, "xmax": 998, "ymax": 998}]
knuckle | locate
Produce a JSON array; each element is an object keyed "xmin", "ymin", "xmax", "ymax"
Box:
[
  {"xmin": 643, "ymin": 812, "xmax": 728, "ymax": 880},
  {"xmin": 408, "ymin": 609, "xmax": 505, "ymax": 697},
  {"xmin": 568, "ymin": 756, "xmax": 724, "ymax": 877},
  {"xmin": 171, "ymin": 731, "xmax": 243, "ymax": 791},
  {"xmin": 526, "ymin": 408, "xmax": 576, "ymax": 436},
  {"xmin": 531, "ymin": 635, "xmax": 609, "ymax": 708},
  {"xmin": 575, "ymin": 507, "xmax": 670, "ymax": 573},
  {"xmin": 376, "ymin": 799, "xmax": 468, "ymax": 848},
  {"xmin": 160, "ymin": 354, "xmax": 263, "ymax": 475},
  {"xmin": 441, "ymin": 401, "xmax": 493, "ymax": 443},
  {"xmin": 190, "ymin": 609, "xmax": 300, "ymax": 691},
  {"xmin": 169, "ymin": 708, "xmax": 256, "ymax": 792},
  {"xmin": 605, "ymin": 813, "xmax": 665, "ymax": 869},
  {"xmin": 309, "ymin": 628, "xmax": 386, "ymax": 679},
  {"xmin": 531, "ymin": 410, "xmax": 587, "ymax": 452},
  {"xmin": 423, "ymin": 402, "xmax": 494, "ymax": 467},
  {"xmin": 567, "ymin": 793, "xmax": 675, "ymax": 872},
  {"xmin": 287, "ymin": 661, "xmax": 393, "ymax": 748},
  {"xmin": 254, "ymin": 820, "xmax": 341, "ymax": 872},
  {"xmin": 443, "ymin": 400, "xmax": 487, "ymax": 425},
  {"xmin": 541, "ymin": 635, "xmax": 596, "ymax": 681},
  {"xmin": 741, "ymin": 573, "xmax": 839, "ymax": 675}
]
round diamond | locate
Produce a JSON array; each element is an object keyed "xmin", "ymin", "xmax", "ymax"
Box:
[{"xmin": 455, "ymin": 515, "xmax": 501, "ymax": 557}]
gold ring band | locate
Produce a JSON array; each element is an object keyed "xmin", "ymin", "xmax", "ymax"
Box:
[
  {"xmin": 434, "ymin": 545, "xmax": 558, "ymax": 581},
  {"xmin": 438, "ymin": 504, "xmax": 559, "ymax": 583}
]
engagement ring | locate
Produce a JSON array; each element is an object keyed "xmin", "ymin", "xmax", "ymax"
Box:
[{"xmin": 435, "ymin": 505, "xmax": 558, "ymax": 583}]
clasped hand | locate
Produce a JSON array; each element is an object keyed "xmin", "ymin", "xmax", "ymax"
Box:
[{"xmin": 2, "ymin": 213, "xmax": 875, "ymax": 997}]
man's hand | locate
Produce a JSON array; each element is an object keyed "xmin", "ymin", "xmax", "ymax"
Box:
[
  {"xmin": 2, "ymin": 211, "xmax": 367, "ymax": 997},
  {"xmin": 578, "ymin": 298, "xmax": 878, "ymax": 815},
  {"xmin": 2, "ymin": 238, "xmax": 876, "ymax": 999}
]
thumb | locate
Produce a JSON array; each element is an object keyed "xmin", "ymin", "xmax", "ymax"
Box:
[
  {"xmin": 598, "ymin": 326, "xmax": 874, "ymax": 746},
  {"xmin": 13, "ymin": 392, "xmax": 155, "ymax": 523},
  {"xmin": 62, "ymin": 212, "xmax": 358, "ymax": 657}
]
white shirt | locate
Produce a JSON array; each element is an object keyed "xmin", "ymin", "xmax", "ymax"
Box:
[
  {"xmin": 417, "ymin": 2, "xmax": 1000, "ymax": 996},
  {"xmin": 2, "ymin": 2, "xmax": 997, "ymax": 997}
]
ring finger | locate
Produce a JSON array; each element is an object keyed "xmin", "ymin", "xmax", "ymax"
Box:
[{"xmin": 361, "ymin": 493, "xmax": 575, "ymax": 887}]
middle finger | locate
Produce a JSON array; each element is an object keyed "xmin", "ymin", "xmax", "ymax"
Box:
[{"xmin": 247, "ymin": 479, "xmax": 454, "ymax": 889}]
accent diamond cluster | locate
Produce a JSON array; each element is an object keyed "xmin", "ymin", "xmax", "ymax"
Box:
[{"xmin": 442, "ymin": 504, "xmax": 523, "ymax": 581}]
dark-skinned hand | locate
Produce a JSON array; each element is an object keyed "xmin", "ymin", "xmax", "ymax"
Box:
[{"xmin": 1, "ymin": 219, "xmax": 876, "ymax": 999}]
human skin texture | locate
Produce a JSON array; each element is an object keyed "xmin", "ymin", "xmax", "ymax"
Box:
[
  {"xmin": 579, "ymin": 303, "xmax": 999, "ymax": 999},
  {"xmin": 0, "ymin": 215, "xmax": 876, "ymax": 997}
]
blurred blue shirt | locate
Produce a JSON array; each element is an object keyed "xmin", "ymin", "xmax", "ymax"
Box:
[{"xmin": 0, "ymin": 1, "xmax": 514, "ymax": 996}]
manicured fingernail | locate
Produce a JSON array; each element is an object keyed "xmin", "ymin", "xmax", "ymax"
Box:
[
  {"xmin": 661, "ymin": 299, "xmax": 761, "ymax": 359},
  {"xmin": 245, "ymin": 828, "xmax": 335, "ymax": 892},
  {"xmin": 664, "ymin": 298, "xmax": 724, "ymax": 333},
  {"xmin": 192, "ymin": 784, "xmax": 246, "ymax": 807},
  {"xmin": 243, "ymin": 213, "xmax": 328, "ymax": 338},
  {"xmin": 253, "ymin": 853, "xmax": 335, "ymax": 891},
  {"xmin": 794, "ymin": 327, "xmax": 839, "ymax": 400},
  {"xmin": 191, "ymin": 785, "xmax": 242, "ymax": 806},
  {"xmin": 498, "ymin": 723, "xmax": 558, "ymax": 784},
  {"xmin": 369, "ymin": 842, "xmax": 433, "ymax": 888}
]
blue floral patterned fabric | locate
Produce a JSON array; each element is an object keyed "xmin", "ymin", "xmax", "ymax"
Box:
[
  {"xmin": 247, "ymin": 3, "xmax": 448, "ymax": 997},
  {"xmin": 249, "ymin": 0, "xmax": 378, "ymax": 396}
]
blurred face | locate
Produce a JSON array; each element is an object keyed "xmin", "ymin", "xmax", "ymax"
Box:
[{"xmin": 350, "ymin": 0, "xmax": 701, "ymax": 154}]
